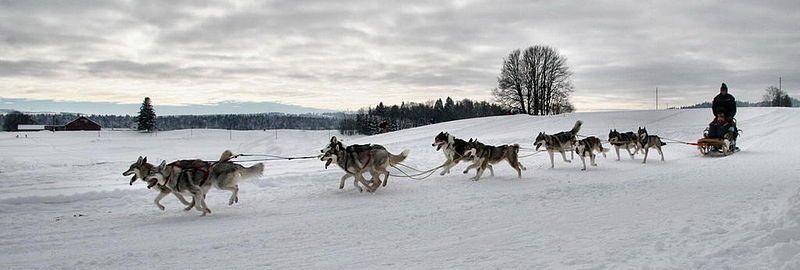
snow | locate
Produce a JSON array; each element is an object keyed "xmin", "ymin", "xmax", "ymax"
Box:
[{"xmin": 1, "ymin": 107, "xmax": 799, "ymax": 269}]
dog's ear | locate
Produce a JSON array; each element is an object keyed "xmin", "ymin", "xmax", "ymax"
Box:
[
  {"xmin": 142, "ymin": 156, "xmax": 147, "ymax": 164},
  {"xmin": 330, "ymin": 136, "xmax": 338, "ymax": 143},
  {"xmin": 159, "ymin": 160, "xmax": 166, "ymax": 169},
  {"xmin": 137, "ymin": 156, "xmax": 143, "ymax": 165}
]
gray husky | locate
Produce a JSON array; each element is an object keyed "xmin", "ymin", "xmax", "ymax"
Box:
[
  {"xmin": 534, "ymin": 120, "xmax": 582, "ymax": 168},
  {"xmin": 461, "ymin": 139, "xmax": 526, "ymax": 181},
  {"xmin": 123, "ymin": 156, "xmax": 192, "ymax": 210},
  {"xmin": 637, "ymin": 127, "xmax": 666, "ymax": 164},
  {"xmin": 608, "ymin": 129, "xmax": 640, "ymax": 161},
  {"xmin": 320, "ymin": 136, "xmax": 409, "ymax": 193},
  {"xmin": 145, "ymin": 150, "xmax": 264, "ymax": 215},
  {"xmin": 575, "ymin": 136, "xmax": 608, "ymax": 171}
]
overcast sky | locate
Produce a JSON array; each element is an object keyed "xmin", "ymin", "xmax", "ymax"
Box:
[{"xmin": 1, "ymin": 0, "xmax": 798, "ymax": 113}]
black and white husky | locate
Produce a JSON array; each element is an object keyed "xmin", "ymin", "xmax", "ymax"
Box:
[
  {"xmin": 575, "ymin": 136, "xmax": 608, "ymax": 171},
  {"xmin": 534, "ymin": 120, "xmax": 582, "ymax": 168},
  {"xmin": 432, "ymin": 132, "xmax": 484, "ymax": 176},
  {"xmin": 637, "ymin": 127, "xmax": 666, "ymax": 164},
  {"xmin": 608, "ymin": 129, "xmax": 640, "ymax": 161},
  {"xmin": 461, "ymin": 139, "xmax": 526, "ymax": 181},
  {"xmin": 321, "ymin": 136, "xmax": 409, "ymax": 193}
]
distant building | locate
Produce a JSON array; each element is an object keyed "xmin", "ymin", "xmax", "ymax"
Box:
[
  {"xmin": 64, "ymin": 116, "xmax": 102, "ymax": 131},
  {"xmin": 17, "ymin": 124, "xmax": 46, "ymax": 131},
  {"xmin": 42, "ymin": 116, "xmax": 102, "ymax": 131}
]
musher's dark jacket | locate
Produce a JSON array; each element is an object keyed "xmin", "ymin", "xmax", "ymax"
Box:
[{"xmin": 712, "ymin": 93, "xmax": 736, "ymax": 118}]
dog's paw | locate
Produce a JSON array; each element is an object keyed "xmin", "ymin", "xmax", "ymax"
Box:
[
  {"xmin": 184, "ymin": 206, "xmax": 192, "ymax": 211},
  {"xmin": 157, "ymin": 205, "xmax": 165, "ymax": 211},
  {"xmin": 565, "ymin": 160, "xmax": 572, "ymax": 163}
]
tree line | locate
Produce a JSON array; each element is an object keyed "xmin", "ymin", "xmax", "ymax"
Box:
[
  {"xmin": 681, "ymin": 85, "xmax": 797, "ymax": 109},
  {"xmin": 0, "ymin": 111, "xmax": 341, "ymax": 131},
  {"xmin": 337, "ymin": 97, "xmax": 511, "ymax": 135}
]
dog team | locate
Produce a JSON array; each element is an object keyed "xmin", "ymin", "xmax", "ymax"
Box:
[{"xmin": 127, "ymin": 120, "xmax": 666, "ymax": 215}]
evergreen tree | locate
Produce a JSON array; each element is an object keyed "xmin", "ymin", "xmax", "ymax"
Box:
[{"xmin": 136, "ymin": 97, "xmax": 157, "ymax": 132}]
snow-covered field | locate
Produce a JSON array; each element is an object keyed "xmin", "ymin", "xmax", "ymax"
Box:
[{"xmin": 1, "ymin": 108, "xmax": 799, "ymax": 269}]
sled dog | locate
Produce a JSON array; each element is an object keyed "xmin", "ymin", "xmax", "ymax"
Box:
[
  {"xmin": 432, "ymin": 132, "xmax": 487, "ymax": 175},
  {"xmin": 637, "ymin": 127, "xmax": 666, "ymax": 164},
  {"xmin": 461, "ymin": 139, "xmax": 526, "ymax": 181},
  {"xmin": 534, "ymin": 120, "xmax": 582, "ymax": 168},
  {"xmin": 123, "ymin": 156, "xmax": 192, "ymax": 209},
  {"xmin": 321, "ymin": 136, "xmax": 409, "ymax": 192},
  {"xmin": 575, "ymin": 136, "xmax": 608, "ymax": 171},
  {"xmin": 608, "ymin": 129, "xmax": 640, "ymax": 161},
  {"xmin": 144, "ymin": 150, "xmax": 264, "ymax": 215}
]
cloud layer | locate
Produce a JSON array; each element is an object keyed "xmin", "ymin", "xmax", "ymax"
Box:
[{"xmin": 1, "ymin": 0, "xmax": 798, "ymax": 111}]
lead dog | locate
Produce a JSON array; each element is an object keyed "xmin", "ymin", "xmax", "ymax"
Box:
[
  {"xmin": 637, "ymin": 127, "xmax": 666, "ymax": 164},
  {"xmin": 144, "ymin": 150, "xmax": 264, "ymax": 215},
  {"xmin": 461, "ymin": 139, "xmax": 526, "ymax": 181},
  {"xmin": 534, "ymin": 120, "xmax": 582, "ymax": 168},
  {"xmin": 123, "ymin": 156, "xmax": 192, "ymax": 210},
  {"xmin": 321, "ymin": 136, "xmax": 409, "ymax": 192},
  {"xmin": 608, "ymin": 129, "xmax": 640, "ymax": 161},
  {"xmin": 575, "ymin": 136, "xmax": 608, "ymax": 170},
  {"xmin": 432, "ymin": 132, "xmax": 491, "ymax": 176}
]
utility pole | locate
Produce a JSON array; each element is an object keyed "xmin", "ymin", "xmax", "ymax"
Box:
[
  {"xmin": 779, "ymin": 77, "xmax": 782, "ymax": 92},
  {"xmin": 655, "ymin": 87, "xmax": 659, "ymax": 110}
]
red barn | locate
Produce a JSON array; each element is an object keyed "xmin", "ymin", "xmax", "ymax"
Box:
[{"xmin": 63, "ymin": 116, "xmax": 101, "ymax": 131}]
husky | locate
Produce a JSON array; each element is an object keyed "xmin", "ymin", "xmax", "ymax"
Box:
[
  {"xmin": 123, "ymin": 156, "xmax": 192, "ymax": 210},
  {"xmin": 145, "ymin": 150, "xmax": 264, "ymax": 215},
  {"xmin": 608, "ymin": 129, "xmax": 640, "ymax": 161},
  {"xmin": 575, "ymin": 136, "xmax": 608, "ymax": 170},
  {"xmin": 461, "ymin": 139, "xmax": 526, "ymax": 181},
  {"xmin": 534, "ymin": 120, "xmax": 582, "ymax": 168},
  {"xmin": 321, "ymin": 136, "xmax": 409, "ymax": 193},
  {"xmin": 637, "ymin": 127, "xmax": 666, "ymax": 164},
  {"xmin": 147, "ymin": 159, "xmax": 214, "ymax": 215},
  {"xmin": 432, "ymin": 132, "xmax": 490, "ymax": 176}
]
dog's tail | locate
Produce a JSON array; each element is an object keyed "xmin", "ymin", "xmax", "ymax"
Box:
[
  {"xmin": 570, "ymin": 120, "xmax": 583, "ymax": 135},
  {"xmin": 388, "ymin": 149, "xmax": 410, "ymax": 165},
  {"xmin": 239, "ymin": 163, "xmax": 265, "ymax": 179}
]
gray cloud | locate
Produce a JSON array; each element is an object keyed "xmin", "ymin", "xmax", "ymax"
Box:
[{"xmin": 1, "ymin": 0, "xmax": 798, "ymax": 112}]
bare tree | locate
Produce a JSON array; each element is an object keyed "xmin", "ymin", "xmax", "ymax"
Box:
[
  {"xmin": 493, "ymin": 46, "xmax": 574, "ymax": 115},
  {"xmin": 492, "ymin": 49, "xmax": 527, "ymax": 114},
  {"xmin": 763, "ymin": 86, "xmax": 792, "ymax": 107}
]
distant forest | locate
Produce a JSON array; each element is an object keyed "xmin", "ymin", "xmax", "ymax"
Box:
[
  {"xmin": 0, "ymin": 112, "xmax": 341, "ymax": 131},
  {"xmin": 338, "ymin": 97, "xmax": 511, "ymax": 135}
]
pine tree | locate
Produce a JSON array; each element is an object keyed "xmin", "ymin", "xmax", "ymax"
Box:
[{"xmin": 136, "ymin": 97, "xmax": 157, "ymax": 132}]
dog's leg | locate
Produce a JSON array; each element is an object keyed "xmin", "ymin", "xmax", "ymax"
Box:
[
  {"xmin": 549, "ymin": 151, "xmax": 555, "ymax": 168},
  {"xmin": 357, "ymin": 174, "xmax": 374, "ymax": 193},
  {"xmin": 507, "ymin": 159, "xmax": 522, "ymax": 178},
  {"xmin": 173, "ymin": 193, "xmax": 191, "ymax": 206},
  {"xmin": 580, "ymin": 154, "xmax": 587, "ymax": 171},
  {"xmin": 657, "ymin": 145, "xmax": 665, "ymax": 161},
  {"xmin": 615, "ymin": 145, "xmax": 621, "ymax": 161},
  {"xmin": 339, "ymin": 174, "xmax": 351, "ymax": 189},
  {"xmin": 219, "ymin": 184, "xmax": 239, "ymax": 205},
  {"xmin": 591, "ymin": 153, "xmax": 597, "ymax": 166},
  {"xmin": 560, "ymin": 150, "xmax": 571, "ymax": 163},
  {"xmin": 184, "ymin": 195, "xmax": 195, "ymax": 211},
  {"xmin": 462, "ymin": 162, "xmax": 479, "ymax": 174},
  {"xmin": 624, "ymin": 145, "xmax": 634, "ymax": 160},
  {"xmin": 351, "ymin": 174, "xmax": 363, "ymax": 193},
  {"xmin": 440, "ymin": 161, "xmax": 454, "ymax": 176},
  {"xmin": 153, "ymin": 191, "xmax": 169, "ymax": 211},
  {"xmin": 642, "ymin": 147, "xmax": 649, "ymax": 164},
  {"xmin": 368, "ymin": 171, "xmax": 382, "ymax": 190},
  {"xmin": 383, "ymin": 171, "xmax": 389, "ymax": 187},
  {"xmin": 488, "ymin": 164, "xmax": 494, "ymax": 176}
]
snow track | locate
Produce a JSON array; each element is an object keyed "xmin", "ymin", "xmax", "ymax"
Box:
[{"xmin": 1, "ymin": 108, "xmax": 798, "ymax": 269}]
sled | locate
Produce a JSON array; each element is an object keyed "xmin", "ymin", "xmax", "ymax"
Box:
[{"xmin": 695, "ymin": 138, "xmax": 738, "ymax": 156}]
